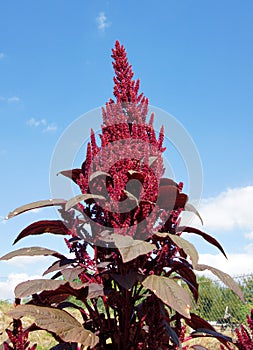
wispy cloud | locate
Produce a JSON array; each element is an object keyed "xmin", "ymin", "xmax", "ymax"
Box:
[
  {"xmin": 0, "ymin": 52, "xmax": 5, "ymax": 60},
  {"xmin": 7, "ymin": 96, "xmax": 21, "ymax": 103},
  {"xmin": 96, "ymin": 12, "xmax": 111, "ymax": 32},
  {"xmin": 26, "ymin": 118, "xmax": 58, "ymax": 133},
  {"xmin": 0, "ymin": 95, "xmax": 21, "ymax": 103},
  {"xmin": 42, "ymin": 123, "xmax": 58, "ymax": 133}
]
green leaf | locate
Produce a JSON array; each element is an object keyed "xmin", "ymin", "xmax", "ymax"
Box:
[
  {"xmin": 8, "ymin": 305, "xmax": 98, "ymax": 347},
  {"xmin": 7, "ymin": 199, "xmax": 67, "ymax": 219},
  {"xmin": 195, "ymin": 264, "xmax": 244, "ymax": 301},
  {"xmin": 65, "ymin": 194, "xmax": 106, "ymax": 211},
  {"xmin": 0, "ymin": 246, "xmax": 65, "ymax": 260},
  {"xmin": 142, "ymin": 275, "xmax": 192, "ymax": 318},
  {"xmin": 168, "ymin": 234, "xmax": 199, "ymax": 268},
  {"xmin": 112, "ymin": 234, "xmax": 155, "ymax": 263}
]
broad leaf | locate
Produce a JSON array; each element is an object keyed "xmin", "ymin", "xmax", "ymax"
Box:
[
  {"xmin": 62, "ymin": 267, "xmax": 85, "ymax": 282},
  {"xmin": 0, "ymin": 246, "xmax": 65, "ymax": 260},
  {"xmin": 65, "ymin": 194, "xmax": 106, "ymax": 211},
  {"xmin": 15, "ymin": 279, "xmax": 65, "ymax": 298},
  {"xmin": 178, "ymin": 226, "xmax": 227, "ymax": 258},
  {"xmin": 159, "ymin": 178, "xmax": 178, "ymax": 188},
  {"xmin": 87, "ymin": 283, "xmax": 104, "ymax": 298},
  {"xmin": 13, "ymin": 220, "xmax": 69, "ymax": 244},
  {"xmin": 43, "ymin": 259, "xmax": 76, "ymax": 276},
  {"xmin": 8, "ymin": 305, "xmax": 98, "ymax": 347},
  {"xmin": 7, "ymin": 199, "xmax": 66, "ymax": 219},
  {"xmin": 142, "ymin": 275, "xmax": 192, "ymax": 318},
  {"xmin": 58, "ymin": 169, "xmax": 82, "ymax": 184},
  {"xmin": 168, "ymin": 234, "xmax": 199, "ymax": 268},
  {"xmin": 112, "ymin": 234, "xmax": 155, "ymax": 263},
  {"xmin": 184, "ymin": 203, "xmax": 203, "ymax": 225},
  {"xmin": 15, "ymin": 279, "xmax": 100, "ymax": 300},
  {"xmin": 195, "ymin": 264, "xmax": 244, "ymax": 301},
  {"xmin": 111, "ymin": 270, "xmax": 138, "ymax": 290},
  {"xmin": 157, "ymin": 186, "xmax": 188, "ymax": 210}
]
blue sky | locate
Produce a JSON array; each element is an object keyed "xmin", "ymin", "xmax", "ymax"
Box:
[{"xmin": 1, "ymin": 0, "xmax": 253, "ymax": 299}]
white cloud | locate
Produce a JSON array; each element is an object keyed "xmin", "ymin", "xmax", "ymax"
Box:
[
  {"xmin": 43, "ymin": 123, "xmax": 58, "ymax": 133},
  {"xmin": 198, "ymin": 252, "xmax": 253, "ymax": 277},
  {"xmin": 0, "ymin": 52, "xmax": 5, "ymax": 60},
  {"xmin": 7, "ymin": 96, "xmax": 21, "ymax": 103},
  {"xmin": 0, "ymin": 96, "xmax": 21, "ymax": 103},
  {"xmin": 26, "ymin": 118, "xmax": 57, "ymax": 132},
  {"xmin": 0, "ymin": 272, "xmax": 42, "ymax": 301},
  {"xmin": 96, "ymin": 12, "xmax": 111, "ymax": 32},
  {"xmin": 183, "ymin": 186, "xmax": 253, "ymax": 235}
]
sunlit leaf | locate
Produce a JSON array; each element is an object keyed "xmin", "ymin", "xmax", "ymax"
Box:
[
  {"xmin": 178, "ymin": 226, "xmax": 227, "ymax": 258},
  {"xmin": 142, "ymin": 275, "xmax": 192, "ymax": 318},
  {"xmin": 113, "ymin": 234, "xmax": 155, "ymax": 263},
  {"xmin": 159, "ymin": 178, "xmax": 178, "ymax": 188},
  {"xmin": 43, "ymin": 259, "xmax": 76, "ymax": 276},
  {"xmin": 8, "ymin": 305, "xmax": 98, "ymax": 347},
  {"xmin": 58, "ymin": 169, "xmax": 82, "ymax": 184},
  {"xmin": 62, "ymin": 267, "xmax": 85, "ymax": 282},
  {"xmin": 89, "ymin": 171, "xmax": 110, "ymax": 182},
  {"xmin": 13, "ymin": 220, "xmax": 69, "ymax": 244},
  {"xmin": 87, "ymin": 283, "xmax": 104, "ymax": 298},
  {"xmin": 168, "ymin": 234, "xmax": 199, "ymax": 268},
  {"xmin": 148, "ymin": 156, "xmax": 158, "ymax": 167},
  {"xmin": 195, "ymin": 264, "xmax": 244, "ymax": 301},
  {"xmin": 7, "ymin": 199, "xmax": 67, "ymax": 219},
  {"xmin": 184, "ymin": 203, "xmax": 203, "ymax": 225},
  {"xmin": 65, "ymin": 194, "xmax": 106, "ymax": 211},
  {"xmin": 0, "ymin": 246, "xmax": 65, "ymax": 260},
  {"xmin": 15, "ymin": 279, "xmax": 65, "ymax": 298}
]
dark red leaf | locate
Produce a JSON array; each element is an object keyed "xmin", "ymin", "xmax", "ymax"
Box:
[
  {"xmin": 13, "ymin": 220, "xmax": 70, "ymax": 245},
  {"xmin": 43, "ymin": 259, "xmax": 76, "ymax": 276},
  {"xmin": 159, "ymin": 178, "xmax": 178, "ymax": 188},
  {"xmin": 191, "ymin": 328, "xmax": 233, "ymax": 346},
  {"xmin": 176, "ymin": 193, "xmax": 188, "ymax": 208},
  {"xmin": 186, "ymin": 313, "xmax": 216, "ymax": 331},
  {"xmin": 58, "ymin": 169, "xmax": 82, "ymax": 184},
  {"xmin": 157, "ymin": 186, "xmax": 188, "ymax": 210},
  {"xmin": 156, "ymin": 185, "xmax": 178, "ymax": 210},
  {"xmin": 7, "ymin": 199, "xmax": 67, "ymax": 219},
  {"xmin": 178, "ymin": 226, "xmax": 227, "ymax": 258}
]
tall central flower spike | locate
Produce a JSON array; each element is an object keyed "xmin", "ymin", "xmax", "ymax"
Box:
[{"xmin": 62, "ymin": 40, "xmax": 189, "ymax": 241}]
